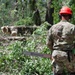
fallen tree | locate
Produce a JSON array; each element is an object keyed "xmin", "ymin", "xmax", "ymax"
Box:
[
  {"xmin": 1, "ymin": 26, "xmax": 39, "ymax": 36},
  {"xmin": 0, "ymin": 36, "xmax": 26, "ymax": 41}
]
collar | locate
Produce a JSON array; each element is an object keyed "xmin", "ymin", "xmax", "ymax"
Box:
[{"xmin": 61, "ymin": 20, "xmax": 68, "ymax": 22}]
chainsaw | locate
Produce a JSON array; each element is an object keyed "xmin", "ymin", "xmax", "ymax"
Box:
[{"xmin": 23, "ymin": 51, "xmax": 52, "ymax": 59}]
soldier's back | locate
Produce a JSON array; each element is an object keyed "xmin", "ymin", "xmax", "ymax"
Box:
[{"xmin": 51, "ymin": 20, "xmax": 75, "ymax": 50}]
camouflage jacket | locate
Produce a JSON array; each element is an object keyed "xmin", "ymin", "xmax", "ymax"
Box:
[{"xmin": 46, "ymin": 20, "xmax": 75, "ymax": 51}]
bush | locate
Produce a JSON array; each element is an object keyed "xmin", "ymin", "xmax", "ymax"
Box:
[
  {"xmin": 0, "ymin": 22, "xmax": 52, "ymax": 75},
  {"xmin": 15, "ymin": 17, "xmax": 34, "ymax": 26}
]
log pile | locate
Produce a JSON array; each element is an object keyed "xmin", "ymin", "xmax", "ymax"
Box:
[
  {"xmin": 1, "ymin": 26, "xmax": 39, "ymax": 36},
  {"xmin": 0, "ymin": 25, "xmax": 39, "ymax": 41}
]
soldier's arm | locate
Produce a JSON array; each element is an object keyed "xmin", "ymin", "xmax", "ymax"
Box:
[
  {"xmin": 73, "ymin": 26, "xmax": 75, "ymax": 55},
  {"xmin": 73, "ymin": 35, "xmax": 75, "ymax": 57},
  {"xmin": 73, "ymin": 40, "xmax": 75, "ymax": 56},
  {"xmin": 46, "ymin": 28, "xmax": 53, "ymax": 51}
]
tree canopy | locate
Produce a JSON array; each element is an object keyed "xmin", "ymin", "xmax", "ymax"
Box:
[{"xmin": 0, "ymin": 0, "xmax": 75, "ymax": 27}]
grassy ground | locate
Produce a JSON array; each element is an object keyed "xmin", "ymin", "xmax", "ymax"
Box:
[{"xmin": 0, "ymin": 23, "xmax": 53, "ymax": 75}]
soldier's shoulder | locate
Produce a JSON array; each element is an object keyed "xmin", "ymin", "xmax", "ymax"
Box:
[
  {"xmin": 66, "ymin": 21, "xmax": 75, "ymax": 26},
  {"xmin": 66, "ymin": 22, "xmax": 75, "ymax": 30},
  {"xmin": 50, "ymin": 22, "xmax": 61, "ymax": 29}
]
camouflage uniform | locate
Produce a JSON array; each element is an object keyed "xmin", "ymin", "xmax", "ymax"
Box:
[{"xmin": 46, "ymin": 20, "xmax": 75, "ymax": 74}]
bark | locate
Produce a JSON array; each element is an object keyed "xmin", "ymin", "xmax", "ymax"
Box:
[
  {"xmin": 45, "ymin": 0, "xmax": 54, "ymax": 29},
  {"xmin": 29, "ymin": 0, "xmax": 41, "ymax": 26},
  {"xmin": 0, "ymin": 36, "xmax": 26, "ymax": 41},
  {"xmin": 6, "ymin": 36, "xmax": 26, "ymax": 41},
  {"xmin": 1, "ymin": 26, "xmax": 39, "ymax": 36},
  {"xmin": 29, "ymin": 0, "xmax": 37, "ymax": 11},
  {"xmin": 15, "ymin": 0, "xmax": 18, "ymax": 10},
  {"xmin": 33, "ymin": 9, "xmax": 41, "ymax": 26}
]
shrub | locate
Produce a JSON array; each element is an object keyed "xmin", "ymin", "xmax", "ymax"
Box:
[
  {"xmin": 15, "ymin": 17, "xmax": 34, "ymax": 26},
  {"xmin": 0, "ymin": 22, "xmax": 53, "ymax": 75}
]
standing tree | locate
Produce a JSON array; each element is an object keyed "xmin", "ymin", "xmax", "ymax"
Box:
[
  {"xmin": 45, "ymin": 0, "xmax": 54, "ymax": 29},
  {"xmin": 29, "ymin": 0, "xmax": 41, "ymax": 26},
  {"xmin": 33, "ymin": 8, "xmax": 41, "ymax": 25}
]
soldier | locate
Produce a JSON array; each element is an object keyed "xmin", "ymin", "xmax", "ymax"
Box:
[{"xmin": 46, "ymin": 6, "xmax": 75, "ymax": 75}]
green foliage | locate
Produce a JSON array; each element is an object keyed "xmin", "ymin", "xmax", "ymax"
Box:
[
  {"xmin": 0, "ymin": 0, "xmax": 75, "ymax": 26},
  {"xmin": 1, "ymin": 0, "xmax": 75, "ymax": 75},
  {"xmin": 20, "ymin": 58, "xmax": 52, "ymax": 75},
  {"xmin": 25, "ymin": 22, "xmax": 51, "ymax": 53},
  {"xmin": 0, "ymin": 2, "xmax": 11, "ymax": 26},
  {"xmin": 0, "ymin": 22, "xmax": 52, "ymax": 75},
  {"xmin": 15, "ymin": 17, "xmax": 34, "ymax": 26},
  {"xmin": 70, "ymin": 3, "xmax": 75, "ymax": 24},
  {"xmin": 52, "ymin": 0, "xmax": 62, "ymax": 24}
]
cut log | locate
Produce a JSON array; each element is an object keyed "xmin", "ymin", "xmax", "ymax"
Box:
[
  {"xmin": 0, "ymin": 36, "xmax": 26, "ymax": 41},
  {"xmin": 7, "ymin": 36, "xmax": 26, "ymax": 41},
  {"xmin": 1, "ymin": 26, "xmax": 39, "ymax": 36}
]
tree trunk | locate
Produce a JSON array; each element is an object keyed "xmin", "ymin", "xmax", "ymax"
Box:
[
  {"xmin": 15, "ymin": 0, "xmax": 18, "ymax": 10},
  {"xmin": 1, "ymin": 26, "xmax": 39, "ymax": 36},
  {"xmin": 29, "ymin": 0, "xmax": 41, "ymax": 26},
  {"xmin": 33, "ymin": 9, "xmax": 41, "ymax": 26},
  {"xmin": 45, "ymin": 0, "xmax": 54, "ymax": 29}
]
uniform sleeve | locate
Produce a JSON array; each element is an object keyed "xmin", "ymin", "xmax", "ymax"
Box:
[
  {"xmin": 46, "ymin": 27, "xmax": 53, "ymax": 50},
  {"xmin": 73, "ymin": 26, "xmax": 75, "ymax": 48}
]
